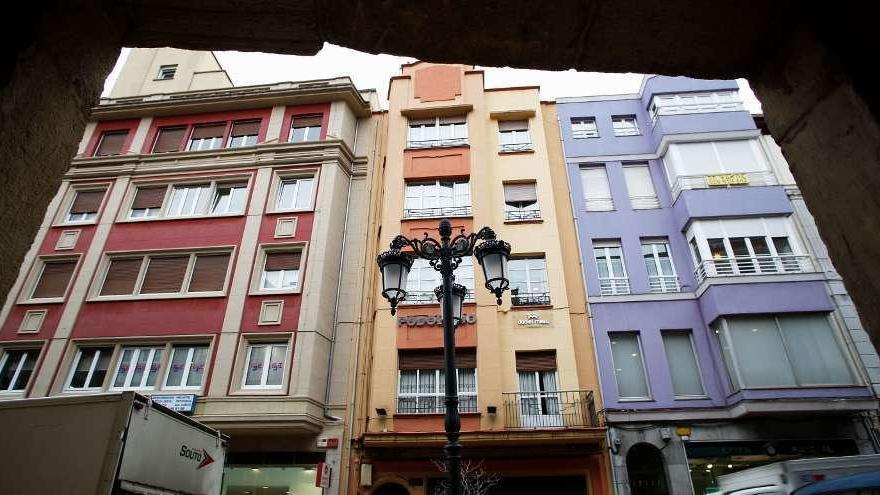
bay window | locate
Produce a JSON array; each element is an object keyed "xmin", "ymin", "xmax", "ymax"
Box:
[{"xmin": 404, "ymin": 180, "xmax": 471, "ymax": 218}]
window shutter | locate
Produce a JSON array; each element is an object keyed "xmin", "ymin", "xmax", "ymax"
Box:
[
  {"xmin": 291, "ymin": 115, "xmax": 322, "ymax": 128},
  {"xmin": 140, "ymin": 256, "xmax": 189, "ymax": 294},
  {"xmin": 69, "ymin": 190, "xmax": 105, "ymax": 214},
  {"xmin": 190, "ymin": 123, "xmax": 226, "ymax": 139},
  {"xmin": 188, "ymin": 253, "xmax": 231, "ymax": 292},
  {"xmin": 152, "ymin": 127, "xmax": 186, "ymax": 153},
  {"xmin": 32, "ymin": 260, "xmax": 76, "ymax": 298},
  {"xmin": 95, "ymin": 131, "xmax": 129, "ymax": 156},
  {"xmin": 131, "ymin": 186, "xmax": 166, "ymax": 209},
  {"xmin": 408, "ymin": 118, "xmax": 434, "ymax": 126},
  {"xmin": 399, "ymin": 348, "xmax": 476, "ymax": 370},
  {"xmin": 581, "ymin": 167, "xmax": 612, "ymax": 199},
  {"xmin": 623, "ymin": 165, "xmax": 656, "ymax": 197},
  {"xmin": 100, "ymin": 258, "xmax": 142, "ymax": 295},
  {"xmin": 515, "ymin": 350, "xmax": 557, "ymax": 372},
  {"xmin": 504, "ymin": 183, "xmax": 537, "ymax": 207},
  {"xmin": 231, "ymin": 120, "xmax": 261, "ymax": 136},
  {"xmin": 264, "ymin": 251, "xmax": 302, "ymax": 271},
  {"xmin": 439, "ymin": 115, "xmax": 467, "ymax": 124},
  {"xmin": 498, "ymin": 120, "xmax": 529, "ymax": 132}
]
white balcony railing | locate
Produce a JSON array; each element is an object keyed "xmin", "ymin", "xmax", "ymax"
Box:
[
  {"xmin": 499, "ymin": 142, "xmax": 534, "ymax": 153},
  {"xmin": 585, "ymin": 198, "xmax": 614, "ymax": 212},
  {"xmin": 648, "ymin": 275, "xmax": 681, "ymax": 293},
  {"xmin": 694, "ymin": 255, "xmax": 816, "ymax": 285},
  {"xmin": 629, "ymin": 194, "xmax": 660, "ymax": 209},
  {"xmin": 670, "ymin": 171, "xmax": 778, "ymax": 199},
  {"xmin": 406, "ymin": 137, "xmax": 468, "ymax": 149},
  {"xmin": 400, "ymin": 290, "xmax": 476, "ymax": 305},
  {"xmin": 403, "ymin": 205, "xmax": 472, "ymax": 219},
  {"xmin": 599, "ymin": 277, "xmax": 631, "ymax": 296}
]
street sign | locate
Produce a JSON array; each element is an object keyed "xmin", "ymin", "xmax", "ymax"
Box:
[{"xmin": 151, "ymin": 394, "xmax": 198, "ymax": 415}]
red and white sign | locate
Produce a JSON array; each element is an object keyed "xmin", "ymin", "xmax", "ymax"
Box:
[{"xmin": 316, "ymin": 462, "xmax": 332, "ymax": 488}]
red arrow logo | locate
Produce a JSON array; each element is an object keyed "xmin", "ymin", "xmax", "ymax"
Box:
[{"xmin": 197, "ymin": 449, "xmax": 214, "ymax": 469}]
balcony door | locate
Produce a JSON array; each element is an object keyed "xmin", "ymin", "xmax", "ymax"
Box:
[{"xmin": 517, "ymin": 370, "xmax": 562, "ymax": 428}]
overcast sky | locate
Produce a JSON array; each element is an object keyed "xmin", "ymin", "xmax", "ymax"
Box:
[{"xmin": 104, "ymin": 44, "xmax": 763, "ymax": 113}]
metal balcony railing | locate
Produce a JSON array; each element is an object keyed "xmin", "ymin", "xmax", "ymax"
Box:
[
  {"xmin": 598, "ymin": 277, "xmax": 631, "ymax": 296},
  {"xmin": 670, "ymin": 171, "xmax": 778, "ymax": 199},
  {"xmin": 510, "ymin": 292, "xmax": 551, "ymax": 306},
  {"xmin": 584, "ymin": 198, "xmax": 614, "ymax": 211},
  {"xmin": 400, "ymin": 290, "xmax": 475, "ymax": 305},
  {"xmin": 403, "ymin": 205, "xmax": 472, "ymax": 219},
  {"xmin": 407, "ymin": 138, "xmax": 468, "ymax": 149},
  {"xmin": 503, "ymin": 390, "xmax": 598, "ymax": 429},
  {"xmin": 499, "ymin": 142, "xmax": 534, "ymax": 153},
  {"xmin": 504, "ymin": 209, "xmax": 541, "ymax": 222},
  {"xmin": 397, "ymin": 395, "xmax": 478, "ymax": 414},
  {"xmin": 694, "ymin": 255, "xmax": 816, "ymax": 285},
  {"xmin": 648, "ymin": 275, "xmax": 680, "ymax": 293}
]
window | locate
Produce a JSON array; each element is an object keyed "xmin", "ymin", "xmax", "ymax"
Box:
[
  {"xmin": 398, "ymin": 349, "xmax": 477, "ymax": 413},
  {"xmin": 228, "ymin": 120, "xmax": 260, "ymax": 148},
  {"xmin": 716, "ymin": 314, "xmax": 857, "ymax": 389},
  {"xmin": 151, "ymin": 126, "xmax": 187, "ymax": 153},
  {"xmin": 649, "ymin": 91, "xmax": 744, "ymax": 122},
  {"xmin": 188, "ymin": 123, "xmax": 226, "ymax": 151},
  {"xmin": 641, "ymin": 239, "xmax": 679, "ymax": 293},
  {"xmin": 498, "ymin": 120, "xmax": 532, "ymax": 152},
  {"xmin": 702, "ymin": 235, "xmax": 803, "ymax": 277},
  {"xmin": 0, "ymin": 349, "xmax": 38, "ymax": 392},
  {"xmin": 67, "ymin": 347, "xmax": 112, "ymax": 390},
  {"xmin": 65, "ymin": 189, "xmax": 105, "ymax": 223},
  {"xmin": 571, "ymin": 117, "xmax": 599, "ymax": 138},
  {"xmin": 509, "ymin": 257, "xmax": 550, "ymax": 306},
  {"xmin": 612, "ymin": 115, "xmax": 640, "ymax": 136},
  {"xmin": 623, "ymin": 164, "xmax": 659, "ymax": 209},
  {"xmin": 404, "ymin": 180, "xmax": 471, "ymax": 218},
  {"xmin": 289, "ymin": 115, "xmax": 322, "ymax": 143},
  {"xmin": 504, "ymin": 182, "xmax": 540, "ymax": 221},
  {"xmin": 275, "ymin": 177, "xmax": 315, "ymax": 211},
  {"xmin": 594, "ymin": 242, "xmax": 629, "ymax": 295},
  {"xmin": 242, "ymin": 343, "xmax": 288, "ymax": 389},
  {"xmin": 30, "ymin": 258, "xmax": 77, "ymax": 300},
  {"xmin": 663, "ymin": 139, "xmax": 770, "ymax": 192},
  {"xmin": 260, "ymin": 250, "xmax": 302, "ymax": 291},
  {"xmin": 609, "ymin": 333, "xmax": 650, "ymax": 399},
  {"xmin": 157, "ymin": 64, "xmax": 177, "ymax": 80},
  {"xmin": 515, "ymin": 351, "xmax": 561, "ymax": 427},
  {"xmin": 164, "ymin": 345, "xmax": 209, "ymax": 389},
  {"xmin": 128, "ymin": 180, "xmax": 248, "ymax": 219},
  {"xmin": 94, "ymin": 130, "xmax": 129, "ymax": 156},
  {"xmin": 407, "ymin": 116, "xmax": 468, "ymax": 148},
  {"xmin": 662, "ymin": 332, "xmax": 705, "ymax": 397},
  {"xmin": 110, "ymin": 346, "xmax": 165, "ymax": 390},
  {"xmin": 581, "ymin": 166, "xmax": 614, "ymax": 211},
  {"xmin": 403, "ymin": 257, "xmax": 475, "ymax": 304},
  {"xmin": 98, "ymin": 251, "xmax": 231, "ymax": 297}
]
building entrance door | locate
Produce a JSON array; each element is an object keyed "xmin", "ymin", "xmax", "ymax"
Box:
[{"xmin": 627, "ymin": 443, "xmax": 670, "ymax": 495}]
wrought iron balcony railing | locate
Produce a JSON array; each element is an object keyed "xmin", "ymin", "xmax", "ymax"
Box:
[
  {"xmin": 397, "ymin": 395, "xmax": 478, "ymax": 414},
  {"xmin": 403, "ymin": 205, "xmax": 472, "ymax": 219},
  {"xmin": 510, "ymin": 292, "xmax": 551, "ymax": 306},
  {"xmin": 407, "ymin": 138, "xmax": 469, "ymax": 149},
  {"xmin": 503, "ymin": 390, "xmax": 598, "ymax": 429},
  {"xmin": 598, "ymin": 277, "xmax": 631, "ymax": 296},
  {"xmin": 499, "ymin": 142, "xmax": 534, "ymax": 153},
  {"xmin": 504, "ymin": 209, "xmax": 541, "ymax": 222},
  {"xmin": 694, "ymin": 255, "xmax": 816, "ymax": 285},
  {"xmin": 648, "ymin": 275, "xmax": 680, "ymax": 293}
]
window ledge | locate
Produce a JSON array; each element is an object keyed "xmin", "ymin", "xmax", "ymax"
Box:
[
  {"xmin": 267, "ymin": 208, "xmax": 315, "ymax": 215},
  {"xmin": 672, "ymin": 395, "xmax": 710, "ymax": 401},
  {"xmin": 504, "ymin": 219, "xmax": 543, "ymax": 225},
  {"xmin": 230, "ymin": 388, "xmax": 287, "ymax": 396},
  {"xmin": 117, "ymin": 212, "xmax": 246, "ymax": 224},
  {"xmin": 497, "ymin": 150, "xmax": 535, "ymax": 155},
  {"xmin": 404, "ymin": 144, "xmax": 470, "ymax": 152},
  {"xmin": 618, "ymin": 398, "xmax": 654, "ymax": 402},
  {"xmin": 248, "ymin": 288, "xmax": 302, "ymax": 297},
  {"xmin": 53, "ymin": 220, "xmax": 98, "ymax": 228},
  {"xmin": 89, "ymin": 292, "xmax": 226, "ymax": 302},
  {"xmin": 510, "ymin": 304, "xmax": 553, "ymax": 310},
  {"xmin": 18, "ymin": 298, "xmax": 65, "ymax": 305},
  {"xmin": 401, "ymin": 214, "xmax": 473, "ymax": 221}
]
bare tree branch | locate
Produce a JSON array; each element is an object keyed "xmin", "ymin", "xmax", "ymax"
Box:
[{"xmin": 431, "ymin": 459, "xmax": 501, "ymax": 495}]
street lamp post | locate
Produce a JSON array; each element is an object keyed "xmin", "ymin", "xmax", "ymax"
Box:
[{"xmin": 377, "ymin": 219, "xmax": 511, "ymax": 495}]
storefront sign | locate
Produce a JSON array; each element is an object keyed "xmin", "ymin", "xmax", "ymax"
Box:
[
  {"xmin": 151, "ymin": 394, "xmax": 198, "ymax": 415},
  {"xmin": 517, "ymin": 313, "xmax": 550, "ymax": 326},
  {"xmin": 398, "ymin": 314, "xmax": 477, "ymax": 326},
  {"xmin": 706, "ymin": 173, "xmax": 749, "ymax": 186}
]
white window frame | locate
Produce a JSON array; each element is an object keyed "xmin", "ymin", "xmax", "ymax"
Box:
[
  {"xmin": 397, "ymin": 368, "xmax": 478, "ymax": 414},
  {"xmin": 209, "ymin": 184, "xmax": 248, "ymax": 215},
  {"xmin": 64, "ymin": 188, "xmax": 105, "ymax": 224},
  {"xmin": 508, "ymin": 257, "xmax": 550, "ymax": 306},
  {"xmin": 127, "ymin": 179, "xmax": 250, "ymax": 221},
  {"xmin": 581, "ymin": 165, "xmax": 615, "ymax": 211},
  {"xmin": 403, "ymin": 180, "xmax": 472, "ymax": 218},
  {"xmin": 622, "ymin": 163, "xmax": 660, "ymax": 209},
  {"xmin": 0, "ymin": 348, "xmax": 38, "ymax": 393},
  {"xmin": 649, "ymin": 90, "xmax": 744, "ymax": 123},
  {"xmin": 402, "ymin": 257, "xmax": 475, "ymax": 305},
  {"xmin": 156, "ymin": 64, "xmax": 177, "ymax": 80},
  {"xmin": 288, "ymin": 122, "xmax": 321, "ymax": 143},
  {"xmin": 608, "ymin": 332, "xmax": 652, "ymax": 400},
  {"xmin": 571, "ymin": 117, "xmax": 599, "ymax": 138},
  {"xmin": 65, "ymin": 347, "xmax": 113, "ymax": 391},
  {"xmin": 641, "ymin": 239, "xmax": 679, "ymax": 293},
  {"xmin": 498, "ymin": 126, "xmax": 532, "ymax": 152},
  {"xmin": 407, "ymin": 116, "xmax": 469, "ymax": 148},
  {"xmin": 661, "ymin": 331, "xmax": 706, "ymax": 398},
  {"xmin": 109, "ymin": 346, "xmax": 165, "ymax": 391},
  {"xmin": 228, "ymin": 133, "xmax": 258, "ymax": 148},
  {"xmin": 95, "ymin": 249, "xmax": 233, "ymax": 300},
  {"xmin": 187, "ymin": 134, "xmax": 225, "ymax": 152},
  {"xmin": 274, "ymin": 176, "xmax": 316, "ymax": 212},
  {"xmin": 611, "ymin": 115, "xmax": 640, "ymax": 137},
  {"xmin": 593, "ymin": 242, "xmax": 630, "ymax": 295},
  {"xmin": 241, "ymin": 343, "xmax": 288, "ymax": 390},
  {"xmin": 163, "ymin": 345, "xmax": 210, "ymax": 391}
]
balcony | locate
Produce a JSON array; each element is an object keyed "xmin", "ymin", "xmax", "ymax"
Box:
[
  {"xmin": 499, "ymin": 142, "xmax": 534, "ymax": 153},
  {"xmin": 403, "ymin": 205, "xmax": 472, "ymax": 219},
  {"xmin": 694, "ymin": 255, "xmax": 816, "ymax": 285},
  {"xmin": 397, "ymin": 395, "xmax": 478, "ymax": 414},
  {"xmin": 407, "ymin": 138, "xmax": 468, "ymax": 149},
  {"xmin": 503, "ymin": 390, "xmax": 598, "ymax": 429},
  {"xmin": 648, "ymin": 275, "xmax": 681, "ymax": 293},
  {"xmin": 510, "ymin": 292, "xmax": 551, "ymax": 307},
  {"xmin": 400, "ymin": 290, "xmax": 475, "ymax": 305},
  {"xmin": 670, "ymin": 171, "xmax": 778, "ymax": 199},
  {"xmin": 505, "ymin": 209, "xmax": 541, "ymax": 222},
  {"xmin": 598, "ymin": 277, "xmax": 631, "ymax": 296}
]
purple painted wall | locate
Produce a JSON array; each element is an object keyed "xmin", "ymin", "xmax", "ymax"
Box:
[
  {"xmin": 698, "ymin": 280, "xmax": 834, "ymax": 324},
  {"xmin": 673, "ymin": 185, "xmax": 793, "ymax": 232}
]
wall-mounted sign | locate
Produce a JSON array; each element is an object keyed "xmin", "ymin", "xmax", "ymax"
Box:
[
  {"xmin": 517, "ymin": 313, "xmax": 550, "ymax": 326},
  {"xmin": 151, "ymin": 394, "xmax": 198, "ymax": 415},
  {"xmin": 316, "ymin": 462, "xmax": 332, "ymax": 488},
  {"xmin": 398, "ymin": 314, "xmax": 477, "ymax": 326},
  {"xmin": 706, "ymin": 173, "xmax": 749, "ymax": 186}
]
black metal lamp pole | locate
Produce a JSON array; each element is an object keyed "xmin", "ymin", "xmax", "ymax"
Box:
[{"xmin": 377, "ymin": 219, "xmax": 511, "ymax": 495}]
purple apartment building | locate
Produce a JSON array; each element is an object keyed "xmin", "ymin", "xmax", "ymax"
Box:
[{"xmin": 557, "ymin": 76, "xmax": 880, "ymax": 495}]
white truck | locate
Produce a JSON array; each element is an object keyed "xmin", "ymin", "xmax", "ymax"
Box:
[
  {"xmin": 0, "ymin": 391, "xmax": 227, "ymax": 494},
  {"xmin": 717, "ymin": 454, "xmax": 880, "ymax": 495}
]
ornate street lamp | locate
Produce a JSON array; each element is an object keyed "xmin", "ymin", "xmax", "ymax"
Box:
[{"xmin": 377, "ymin": 219, "xmax": 511, "ymax": 495}]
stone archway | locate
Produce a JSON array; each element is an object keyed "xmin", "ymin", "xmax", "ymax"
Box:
[{"xmin": 626, "ymin": 443, "xmax": 670, "ymax": 495}]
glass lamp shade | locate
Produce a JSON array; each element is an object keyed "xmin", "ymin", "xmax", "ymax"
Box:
[
  {"xmin": 377, "ymin": 249, "xmax": 414, "ymax": 315},
  {"xmin": 474, "ymin": 238, "xmax": 511, "ymax": 304},
  {"xmin": 435, "ymin": 283, "xmax": 468, "ymax": 327}
]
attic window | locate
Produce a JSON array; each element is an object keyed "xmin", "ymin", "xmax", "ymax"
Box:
[{"xmin": 157, "ymin": 65, "xmax": 178, "ymax": 80}]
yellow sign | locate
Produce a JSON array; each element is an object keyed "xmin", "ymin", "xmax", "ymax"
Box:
[{"xmin": 706, "ymin": 173, "xmax": 749, "ymax": 186}]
